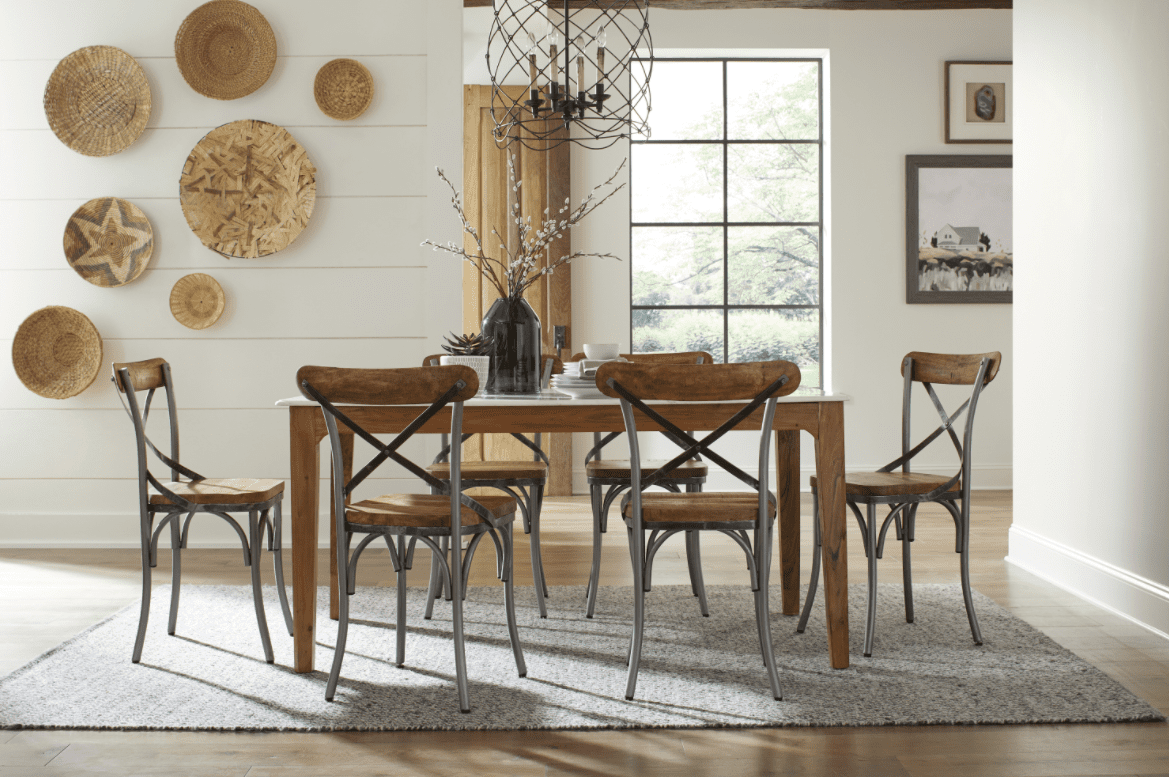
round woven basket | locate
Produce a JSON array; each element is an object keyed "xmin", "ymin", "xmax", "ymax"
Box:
[
  {"xmin": 63, "ymin": 197, "xmax": 154, "ymax": 287},
  {"xmin": 170, "ymin": 273, "xmax": 225, "ymax": 330},
  {"xmin": 43, "ymin": 46, "xmax": 152, "ymax": 157},
  {"xmin": 314, "ymin": 58, "xmax": 374, "ymax": 120},
  {"xmin": 175, "ymin": 0, "xmax": 277, "ymax": 100},
  {"xmin": 12, "ymin": 306, "xmax": 103, "ymax": 399},
  {"xmin": 179, "ymin": 119, "xmax": 316, "ymax": 258}
]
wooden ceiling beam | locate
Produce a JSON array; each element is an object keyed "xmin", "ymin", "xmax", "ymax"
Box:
[{"xmin": 464, "ymin": 1, "xmax": 1011, "ymax": 9}]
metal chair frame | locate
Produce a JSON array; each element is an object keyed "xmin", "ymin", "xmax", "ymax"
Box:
[
  {"xmin": 583, "ymin": 353, "xmax": 712, "ymax": 619},
  {"xmin": 114, "ymin": 362, "xmax": 293, "ymax": 666},
  {"xmin": 301, "ymin": 368, "xmax": 526, "ymax": 712},
  {"xmin": 606, "ymin": 366, "xmax": 792, "ymax": 701},
  {"xmin": 422, "ymin": 354, "xmax": 554, "ymax": 618},
  {"xmin": 797, "ymin": 354, "xmax": 996, "ymax": 657}
]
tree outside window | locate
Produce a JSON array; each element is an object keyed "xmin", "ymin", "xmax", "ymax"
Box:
[{"xmin": 630, "ymin": 59, "xmax": 823, "ymax": 388}]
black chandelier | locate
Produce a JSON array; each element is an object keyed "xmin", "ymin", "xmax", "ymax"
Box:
[{"xmin": 487, "ymin": 0, "xmax": 652, "ymax": 150}]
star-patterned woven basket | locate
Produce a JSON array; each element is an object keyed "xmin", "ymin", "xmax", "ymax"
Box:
[{"xmin": 63, "ymin": 197, "xmax": 154, "ymax": 287}]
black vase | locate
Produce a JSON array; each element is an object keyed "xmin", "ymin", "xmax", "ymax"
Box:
[{"xmin": 482, "ymin": 296, "xmax": 541, "ymax": 394}]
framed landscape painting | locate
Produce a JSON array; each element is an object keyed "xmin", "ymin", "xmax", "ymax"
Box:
[{"xmin": 906, "ymin": 155, "xmax": 1012, "ymax": 304}]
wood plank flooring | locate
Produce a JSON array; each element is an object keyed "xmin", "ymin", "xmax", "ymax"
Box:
[{"xmin": 1, "ymin": 491, "xmax": 1167, "ymax": 776}]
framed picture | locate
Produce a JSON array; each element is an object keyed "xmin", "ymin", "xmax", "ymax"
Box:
[
  {"xmin": 906, "ymin": 155, "xmax": 1012, "ymax": 304},
  {"xmin": 945, "ymin": 61, "xmax": 1011, "ymax": 144}
]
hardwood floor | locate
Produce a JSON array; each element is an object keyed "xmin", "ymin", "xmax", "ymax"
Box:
[{"xmin": 1, "ymin": 491, "xmax": 1166, "ymax": 776}]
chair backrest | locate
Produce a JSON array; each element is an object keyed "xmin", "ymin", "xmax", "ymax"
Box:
[
  {"xmin": 882, "ymin": 351, "xmax": 1002, "ymax": 492},
  {"xmin": 111, "ymin": 357, "xmax": 201, "ymax": 511},
  {"xmin": 596, "ymin": 360, "xmax": 801, "ymax": 506},
  {"xmin": 421, "ymin": 353, "xmax": 559, "ymax": 465},
  {"xmin": 297, "ymin": 365, "xmax": 492, "ymax": 526},
  {"xmin": 584, "ymin": 351, "xmax": 716, "ymax": 463}
]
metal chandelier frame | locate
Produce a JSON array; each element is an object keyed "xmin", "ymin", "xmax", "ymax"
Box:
[{"xmin": 487, "ymin": 0, "xmax": 652, "ymax": 150}]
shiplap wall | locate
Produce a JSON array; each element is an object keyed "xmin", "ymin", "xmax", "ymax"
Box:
[{"xmin": 0, "ymin": 0, "xmax": 465, "ymax": 546}]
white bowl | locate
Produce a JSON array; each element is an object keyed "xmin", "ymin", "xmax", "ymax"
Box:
[{"xmin": 583, "ymin": 343, "xmax": 620, "ymax": 360}]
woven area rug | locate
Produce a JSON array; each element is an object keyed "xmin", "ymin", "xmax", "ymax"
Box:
[{"xmin": 0, "ymin": 583, "xmax": 1161, "ymax": 731}]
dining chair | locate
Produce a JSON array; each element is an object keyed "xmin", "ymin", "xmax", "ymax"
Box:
[
  {"xmin": 581, "ymin": 351, "xmax": 713, "ymax": 619},
  {"xmin": 797, "ymin": 351, "xmax": 1002, "ymax": 657},
  {"xmin": 596, "ymin": 358, "xmax": 801, "ymax": 701},
  {"xmin": 112, "ymin": 358, "xmax": 292, "ymax": 665},
  {"xmin": 298, "ymin": 364, "xmax": 526, "ymax": 711},
  {"xmin": 420, "ymin": 353, "xmax": 560, "ymax": 618}
]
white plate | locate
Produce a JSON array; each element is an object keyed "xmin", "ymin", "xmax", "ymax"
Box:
[{"xmin": 553, "ymin": 385, "xmax": 608, "ymax": 399}]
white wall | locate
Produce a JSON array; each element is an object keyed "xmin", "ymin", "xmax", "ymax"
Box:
[
  {"xmin": 1010, "ymin": 0, "xmax": 1169, "ymax": 637},
  {"xmin": 0, "ymin": 0, "xmax": 464, "ymax": 546},
  {"xmin": 467, "ymin": 7, "xmax": 1013, "ymax": 492}
]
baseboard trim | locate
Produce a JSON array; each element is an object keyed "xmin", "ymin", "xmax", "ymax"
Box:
[{"xmin": 1007, "ymin": 524, "xmax": 1169, "ymax": 642}]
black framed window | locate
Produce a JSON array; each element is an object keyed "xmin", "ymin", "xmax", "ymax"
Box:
[{"xmin": 630, "ymin": 58, "xmax": 824, "ymax": 388}]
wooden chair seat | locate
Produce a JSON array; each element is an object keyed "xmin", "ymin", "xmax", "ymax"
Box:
[
  {"xmin": 346, "ymin": 493, "xmax": 517, "ymax": 528},
  {"xmin": 149, "ymin": 478, "xmax": 284, "ymax": 506},
  {"xmin": 622, "ymin": 492, "xmax": 777, "ymax": 524},
  {"xmin": 586, "ymin": 459, "xmax": 709, "ymax": 480},
  {"xmin": 425, "ymin": 461, "xmax": 548, "ymax": 481},
  {"xmin": 810, "ymin": 471, "xmax": 960, "ymax": 497}
]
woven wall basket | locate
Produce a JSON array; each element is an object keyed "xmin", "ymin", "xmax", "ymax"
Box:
[
  {"xmin": 43, "ymin": 46, "xmax": 152, "ymax": 157},
  {"xmin": 175, "ymin": 0, "xmax": 277, "ymax": 100},
  {"xmin": 170, "ymin": 273, "xmax": 225, "ymax": 330},
  {"xmin": 63, "ymin": 197, "xmax": 153, "ymax": 287},
  {"xmin": 179, "ymin": 119, "xmax": 316, "ymax": 258},
  {"xmin": 314, "ymin": 58, "xmax": 374, "ymax": 120},
  {"xmin": 12, "ymin": 306, "xmax": 103, "ymax": 399}
]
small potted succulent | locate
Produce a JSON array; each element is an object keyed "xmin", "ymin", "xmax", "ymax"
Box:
[{"xmin": 438, "ymin": 332, "xmax": 492, "ymax": 393}]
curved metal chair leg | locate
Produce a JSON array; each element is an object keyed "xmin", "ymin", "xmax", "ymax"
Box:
[
  {"xmin": 755, "ymin": 539, "xmax": 783, "ymax": 700},
  {"xmin": 271, "ymin": 502, "xmax": 294, "ymax": 636},
  {"xmin": 248, "ymin": 510, "xmax": 275, "ymax": 664},
  {"xmin": 502, "ymin": 523, "xmax": 527, "ymax": 677},
  {"xmin": 450, "ymin": 533, "xmax": 471, "ymax": 714},
  {"xmin": 424, "ymin": 536, "xmax": 448, "ymax": 620},
  {"xmin": 326, "ymin": 531, "xmax": 351, "ymax": 701},
  {"xmin": 132, "ymin": 514, "xmax": 153, "ymax": 663},
  {"xmin": 529, "ymin": 484, "xmax": 548, "ymax": 618},
  {"xmin": 864, "ymin": 502, "xmax": 879, "ymax": 657},
  {"xmin": 585, "ymin": 483, "xmax": 603, "ymax": 618},
  {"xmin": 625, "ymin": 526, "xmax": 646, "ymax": 701},
  {"xmin": 796, "ymin": 490, "xmax": 821, "ymax": 634},
  {"xmin": 396, "ymin": 535, "xmax": 408, "ymax": 666},
  {"xmin": 685, "ymin": 530, "xmax": 710, "ymax": 617},
  {"xmin": 902, "ymin": 503, "xmax": 917, "ymax": 624},
  {"xmin": 942, "ymin": 499, "xmax": 983, "ymax": 645},
  {"xmin": 167, "ymin": 512, "xmax": 187, "ymax": 636}
]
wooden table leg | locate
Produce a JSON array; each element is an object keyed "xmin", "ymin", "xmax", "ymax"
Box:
[
  {"xmin": 290, "ymin": 406, "xmax": 320, "ymax": 674},
  {"xmin": 815, "ymin": 401, "xmax": 849, "ymax": 669},
  {"xmin": 329, "ymin": 433, "xmax": 354, "ymax": 621},
  {"xmin": 775, "ymin": 429, "xmax": 800, "ymax": 615}
]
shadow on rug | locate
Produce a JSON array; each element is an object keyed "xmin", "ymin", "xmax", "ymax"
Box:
[{"xmin": 0, "ymin": 583, "xmax": 1162, "ymax": 731}]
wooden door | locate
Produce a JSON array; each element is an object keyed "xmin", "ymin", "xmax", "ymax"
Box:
[{"xmin": 463, "ymin": 85, "xmax": 573, "ymax": 495}]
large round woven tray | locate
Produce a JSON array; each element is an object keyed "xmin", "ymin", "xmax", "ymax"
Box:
[
  {"xmin": 175, "ymin": 0, "xmax": 277, "ymax": 100},
  {"xmin": 170, "ymin": 274, "xmax": 226, "ymax": 330},
  {"xmin": 63, "ymin": 197, "xmax": 154, "ymax": 287},
  {"xmin": 314, "ymin": 58, "xmax": 374, "ymax": 120},
  {"xmin": 43, "ymin": 46, "xmax": 152, "ymax": 157},
  {"xmin": 179, "ymin": 119, "xmax": 316, "ymax": 258},
  {"xmin": 12, "ymin": 306, "xmax": 103, "ymax": 399}
]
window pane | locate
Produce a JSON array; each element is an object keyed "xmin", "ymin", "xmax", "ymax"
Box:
[
  {"xmin": 635, "ymin": 61, "xmax": 723, "ymax": 141},
  {"xmin": 728, "ymin": 309, "xmax": 820, "ymax": 388},
  {"xmin": 632, "ymin": 144, "xmax": 724, "ymax": 223},
  {"xmin": 632, "ymin": 308, "xmax": 725, "ymax": 363},
  {"xmin": 727, "ymin": 143, "xmax": 818, "ymax": 223},
  {"xmin": 728, "ymin": 226, "xmax": 819, "ymax": 306},
  {"xmin": 632, "ymin": 227, "xmax": 723, "ymax": 306},
  {"xmin": 727, "ymin": 61, "xmax": 819, "ymax": 141}
]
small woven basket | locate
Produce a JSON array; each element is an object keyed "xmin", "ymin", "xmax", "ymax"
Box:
[
  {"xmin": 175, "ymin": 0, "xmax": 277, "ymax": 100},
  {"xmin": 170, "ymin": 273, "xmax": 225, "ymax": 330},
  {"xmin": 63, "ymin": 197, "xmax": 154, "ymax": 287},
  {"xmin": 43, "ymin": 46, "xmax": 152, "ymax": 157},
  {"xmin": 12, "ymin": 306, "xmax": 103, "ymax": 399},
  {"xmin": 314, "ymin": 59, "xmax": 374, "ymax": 120}
]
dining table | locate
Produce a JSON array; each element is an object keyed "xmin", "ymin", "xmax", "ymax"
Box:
[{"xmin": 276, "ymin": 387, "xmax": 850, "ymax": 674}]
